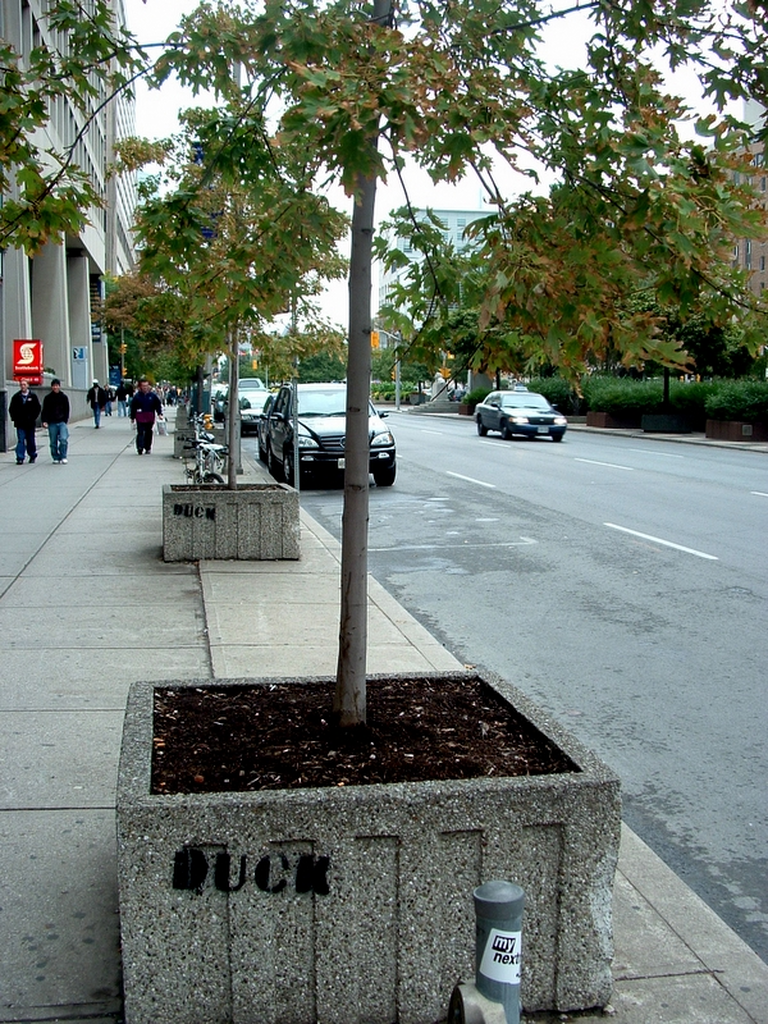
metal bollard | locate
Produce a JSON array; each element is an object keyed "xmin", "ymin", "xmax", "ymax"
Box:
[
  {"xmin": 448, "ymin": 880, "xmax": 525, "ymax": 1024},
  {"xmin": 475, "ymin": 879, "xmax": 525, "ymax": 1024}
]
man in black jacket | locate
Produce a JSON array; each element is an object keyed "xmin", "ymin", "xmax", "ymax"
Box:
[
  {"xmin": 9, "ymin": 380, "xmax": 41, "ymax": 464},
  {"xmin": 86, "ymin": 379, "xmax": 107, "ymax": 427},
  {"xmin": 129, "ymin": 378, "xmax": 163, "ymax": 454},
  {"xmin": 41, "ymin": 379, "xmax": 70, "ymax": 464}
]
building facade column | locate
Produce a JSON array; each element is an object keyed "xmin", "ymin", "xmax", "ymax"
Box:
[
  {"xmin": 31, "ymin": 241, "xmax": 71, "ymax": 384},
  {"xmin": 66, "ymin": 252, "xmax": 93, "ymax": 389}
]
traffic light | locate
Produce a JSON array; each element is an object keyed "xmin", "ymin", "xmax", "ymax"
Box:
[{"xmin": 371, "ymin": 331, "xmax": 380, "ymax": 349}]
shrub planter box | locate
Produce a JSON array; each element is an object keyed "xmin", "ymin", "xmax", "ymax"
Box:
[
  {"xmin": 117, "ymin": 671, "xmax": 620, "ymax": 1024},
  {"xmin": 705, "ymin": 419, "xmax": 768, "ymax": 442},
  {"xmin": 162, "ymin": 483, "xmax": 300, "ymax": 561},
  {"xmin": 458, "ymin": 403, "xmax": 472, "ymax": 416},
  {"xmin": 641, "ymin": 413, "xmax": 692, "ymax": 433},
  {"xmin": 586, "ymin": 411, "xmax": 641, "ymax": 429}
]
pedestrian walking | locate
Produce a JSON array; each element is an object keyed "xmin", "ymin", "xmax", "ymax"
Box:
[
  {"xmin": 129, "ymin": 377, "xmax": 164, "ymax": 455},
  {"xmin": 9, "ymin": 380, "xmax": 41, "ymax": 464},
  {"xmin": 41, "ymin": 378, "xmax": 70, "ymax": 464},
  {"xmin": 86, "ymin": 379, "xmax": 107, "ymax": 427},
  {"xmin": 116, "ymin": 382, "xmax": 129, "ymax": 417},
  {"xmin": 105, "ymin": 386, "xmax": 114, "ymax": 416}
]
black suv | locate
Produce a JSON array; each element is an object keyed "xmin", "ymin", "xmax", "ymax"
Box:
[{"xmin": 265, "ymin": 382, "xmax": 397, "ymax": 487}]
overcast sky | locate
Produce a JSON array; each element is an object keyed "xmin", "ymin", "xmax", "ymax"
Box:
[{"xmin": 122, "ymin": 0, "xmax": 729, "ymax": 327}]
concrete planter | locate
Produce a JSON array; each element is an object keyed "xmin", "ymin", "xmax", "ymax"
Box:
[
  {"xmin": 162, "ymin": 483, "xmax": 300, "ymax": 561},
  {"xmin": 586, "ymin": 411, "xmax": 641, "ymax": 429},
  {"xmin": 641, "ymin": 412, "xmax": 692, "ymax": 433},
  {"xmin": 705, "ymin": 418, "xmax": 768, "ymax": 442},
  {"xmin": 117, "ymin": 671, "xmax": 620, "ymax": 1024}
]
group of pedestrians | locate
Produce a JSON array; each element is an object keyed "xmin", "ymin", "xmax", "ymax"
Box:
[
  {"xmin": 8, "ymin": 376, "xmax": 165, "ymax": 463},
  {"xmin": 9, "ymin": 378, "xmax": 69, "ymax": 464}
]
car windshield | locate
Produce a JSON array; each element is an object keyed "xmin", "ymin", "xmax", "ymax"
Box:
[
  {"xmin": 298, "ymin": 390, "xmax": 348, "ymax": 416},
  {"xmin": 500, "ymin": 393, "xmax": 552, "ymax": 410}
]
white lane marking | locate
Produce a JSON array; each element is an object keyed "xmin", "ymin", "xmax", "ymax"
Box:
[
  {"xmin": 630, "ymin": 450, "xmax": 684, "ymax": 462},
  {"xmin": 370, "ymin": 537, "xmax": 537, "ymax": 552},
  {"xmin": 416, "ymin": 428, "xmax": 445, "ymax": 436},
  {"xmin": 604, "ymin": 523, "xmax": 718, "ymax": 560},
  {"xmin": 476, "ymin": 517, "xmax": 500, "ymax": 522},
  {"xmin": 576, "ymin": 458, "xmax": 634, "ymax": 471},
  {"xmin": 447, "ymin": 471, "xmax": 496, "ymax": 489},
  {"xmin": 751, "ymin": 491, "xmax": 768, "ymax": 497}
]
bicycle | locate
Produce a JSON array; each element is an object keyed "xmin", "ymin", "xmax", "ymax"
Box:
[{"xmin": 183, "ymin": 414, "xmax": 228, "ymax": 484}]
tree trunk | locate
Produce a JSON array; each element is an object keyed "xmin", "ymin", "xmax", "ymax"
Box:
[
  {"xmin": 227, "ymin": 330, "xmax": 240, "ymax": 489},
  {"xmin": 333, "ymin": 169, "xmax": 376, "ymax": 728},
  {"xmin": 333, "ymin": 0, "xmax": 393, "ymax": 728}
]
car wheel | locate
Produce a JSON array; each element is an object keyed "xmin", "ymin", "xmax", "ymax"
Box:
[
  {"xmin": 476, "ymin": 417, "xmax": 488, "ymax": 436},
  {"xmin": 373, "ymin": 462, "xmax": 397, "ymax": 487},
  {"xmin": 267, "ymin": 443, "xmax": 279, "ymax": 479},
  {"xmin": 552, "ymin": 433, "xmax": 563, "ymax": 442},
  {"xmin": 500, "ymin": 419, "xmax": 512, "ymax": 440},
  {"xmin": 258, "ymin": 439, "xmax": 267, "ymax": 462},
  {"xmin": 284, "ymin": 447, "xmax": 296, "ymax": 488}
]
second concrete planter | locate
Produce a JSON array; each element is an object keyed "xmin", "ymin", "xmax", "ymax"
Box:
[{"xmin": 162, "ymin": 483, "xmax": 300, "ymax": 561}]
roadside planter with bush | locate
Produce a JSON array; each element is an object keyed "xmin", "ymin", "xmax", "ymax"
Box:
[
  {"xmin": 117, "ymin": 670, "xmax": 621, "ymax": 1024},
  {"xmin": 704, "ymin": 381, "xmax": 768, "ymax": 441}
]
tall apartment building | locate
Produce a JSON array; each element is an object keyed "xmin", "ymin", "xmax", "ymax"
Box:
[
  {"xmin": 1, "ymin": 0, "xmax": 136, "ymax": 444},
  {"xmin": 378, "ymin": 208, "xmax": 490, "ymax": 334},
  {"xmin": 733, "ymin": 100, "xmax": 767, "ymax": 298}
]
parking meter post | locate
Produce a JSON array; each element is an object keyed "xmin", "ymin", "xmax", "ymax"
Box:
[{"xmin": 474, "ymin": 880, "xmax": 525, "ymax": 1024}]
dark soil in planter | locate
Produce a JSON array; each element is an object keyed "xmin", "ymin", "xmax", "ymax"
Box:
[{"xmin": 152, "ymin": 675, "xmax": 578, "ymax": 794}]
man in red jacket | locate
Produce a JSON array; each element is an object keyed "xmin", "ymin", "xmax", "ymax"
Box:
[{"xmin": 129, "ymin": 378, "xmax": 164, "ymax": 455}]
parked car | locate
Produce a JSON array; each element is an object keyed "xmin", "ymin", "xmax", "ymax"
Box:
[
  {"xmin": 257, "ymin": 392, "xmax": 275, "ymax": 462},
  {"xmin": 237, "ymin": 387, "xmax": 270, "ymax": 434},
  {"xmin": 238, "ymin": 376, "xmax": 266, "ymax": 391},
  {"xmin": 475, "ymin": 386, "xmax": 568, "ymax": 441},
  {"xmin": 265, "ymin": 382, "xmax": 397, "ymax": 487}
]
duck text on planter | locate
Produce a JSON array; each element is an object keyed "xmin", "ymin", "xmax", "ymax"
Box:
[
  {"xmin": 172, "ymin": 848, "xmax": 330, "ymax": 896},
  {"xmin": 173, "ymin": 503, "xmax": 216, "ymax": 521}
]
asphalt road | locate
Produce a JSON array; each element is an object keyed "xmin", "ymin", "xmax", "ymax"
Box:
[{"xmin": 249, "ymin": 415, "xmax": 768, "ymax": 963}]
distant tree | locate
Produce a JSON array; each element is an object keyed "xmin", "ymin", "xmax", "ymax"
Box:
[
  {"xmin": 299, "ymin": 351, "xmax": 348, "ymax": 383},
  {"xmin": 116, "ymin": 102, "xmax": 348, "ymax": 485}
]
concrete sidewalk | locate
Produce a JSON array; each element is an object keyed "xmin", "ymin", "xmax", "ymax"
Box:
[{"xmin": 0, "ymin": 406, "xmax": 766, "ymax": 1023}]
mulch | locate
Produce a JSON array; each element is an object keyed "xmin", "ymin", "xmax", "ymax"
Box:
[{"xmin": 151, "ymin": 674, "xmax": 577, "ymax": 795}]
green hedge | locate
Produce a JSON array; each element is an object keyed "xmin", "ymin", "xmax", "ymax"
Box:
[
  {"xmin": 465, "ymin": 386, "xmax": 492, "ymax": 411},
  {"xmin": 527, "ymin": 377, "xmax": 583, "ymax": 414},
  {"xmin": 371, "ymin": 381, "xmax": 420, "ymax": 401},
  {"xmin": 704, "ymin": 380, "xmax": 768, "ymax": 422},
  {"xmin": 524, "ymin": 375, "xmax": 768, "ymax": 426}
]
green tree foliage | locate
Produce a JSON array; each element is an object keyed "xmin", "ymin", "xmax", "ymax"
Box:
[
  {"xmin": 134, "ymin": 0, "xmax": 767, "ymax": 724},
  {"xmin": 0, "ymin": 0, "xmax": 142, "ymax": 251}
]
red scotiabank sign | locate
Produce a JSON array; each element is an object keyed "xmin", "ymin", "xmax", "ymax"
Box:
[{"xmin": 13, "ymin": 340, "xmax": 44, "ymax": 384}]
